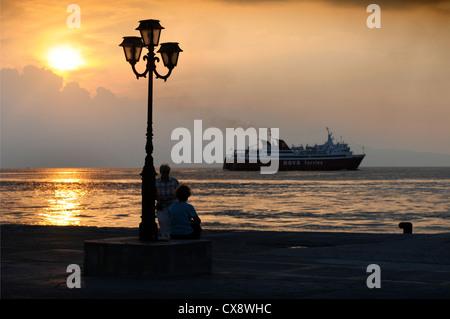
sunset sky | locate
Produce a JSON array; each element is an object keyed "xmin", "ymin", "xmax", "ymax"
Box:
[{"xmin": 1, "ymin": 0, "xmax": 450, "ymax": 168}]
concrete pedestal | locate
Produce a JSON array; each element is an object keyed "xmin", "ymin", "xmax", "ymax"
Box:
[{"xmin": 83, "ymin": 237, "xmax": 212, "ymax": 278}]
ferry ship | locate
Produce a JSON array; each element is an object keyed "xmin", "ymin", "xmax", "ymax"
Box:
[{"xmin": 223, "ymin": 128, "xmax": 365, "ymax": 171}]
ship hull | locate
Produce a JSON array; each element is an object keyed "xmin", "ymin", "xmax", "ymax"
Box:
[{"xmin": 223, "ymin": 155, "xmax": 365, "ymax": 171}]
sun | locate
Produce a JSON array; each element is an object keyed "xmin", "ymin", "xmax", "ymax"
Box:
[{"xmin": 46, "ymin": 46, "xmax": 84, "ymax": 71}]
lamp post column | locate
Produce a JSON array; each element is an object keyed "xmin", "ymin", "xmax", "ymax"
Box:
[
  {"xmin": 139, "ymin": 48, "xmax": 158, "ymax": 241},
  {"xmin": 120, "ymin": 20, "xmax": 182, "ymax": 241}
]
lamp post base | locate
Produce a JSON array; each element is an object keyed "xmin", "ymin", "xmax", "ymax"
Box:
[
  {"xmin": 84, "ymin": 236, "xmax": 212, "ymax": 278},
  {"xmin": 139, "ymin": 221, "xmax": 158, "ymax": 241}
]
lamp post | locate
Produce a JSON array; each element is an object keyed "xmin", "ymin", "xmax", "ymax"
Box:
[{"xmin": 120, "ymin": 19, "xmax": 182, "ymax": 241}]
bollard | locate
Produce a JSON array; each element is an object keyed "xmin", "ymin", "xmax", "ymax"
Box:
[{"xmin": 398, "ymin": 222, "xmax": 413, "ymax": 234}]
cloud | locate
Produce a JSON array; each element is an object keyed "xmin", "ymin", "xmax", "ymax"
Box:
[
  {"xmin": 0, "ymin": 66, "xmax": 255, "ymax": 168},
  {"xmin": 0, "ymin": 65, "xmax": 249, "ymax": 168},
  {"xmin": 1, "ymin": 65, "xmax": 149, "ymax": 168},
  {"xmin": 2, "ymin": 61, "xmax": 449, "ymax": 169}
]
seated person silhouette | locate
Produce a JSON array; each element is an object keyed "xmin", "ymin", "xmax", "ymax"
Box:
[{"xmin": 169, "ymin": 184, "xmax": 202, "ymax": 239}]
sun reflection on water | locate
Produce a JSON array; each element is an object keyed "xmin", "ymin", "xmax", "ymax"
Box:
[{"xmin": 38, "ymin": 174, "xmax": 84, "ymax": 226}]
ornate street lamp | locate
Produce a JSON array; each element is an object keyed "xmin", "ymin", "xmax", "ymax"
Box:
[
  {"xmin": 120, "ymin": 19, "xmax": 182, "ymax": 241},
  {"xmin": 157, "ymin": 42, "xmax": 183, "ymax": 70},
  {"xmin": 119, "ymin": 36, "xmax": 145, "ymax": 64}
]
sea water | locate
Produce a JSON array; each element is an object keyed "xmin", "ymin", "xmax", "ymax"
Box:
[{"xmin": 1, "ymin": 167, "xmax": 449, "ymax": 233}]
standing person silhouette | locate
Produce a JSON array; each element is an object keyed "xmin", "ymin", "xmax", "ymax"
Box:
[{"xmin": 155, "ymin": 163, "xmax": 179, "ymax": 240}]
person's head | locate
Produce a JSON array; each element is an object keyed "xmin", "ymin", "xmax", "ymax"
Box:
[
  {"xmin": 160, "ymin": 163, "xmax": 170, "ymax": 177},
  {"xmin": 175, "ymin": 184, "xmax": 191, "ymax": 202}
]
